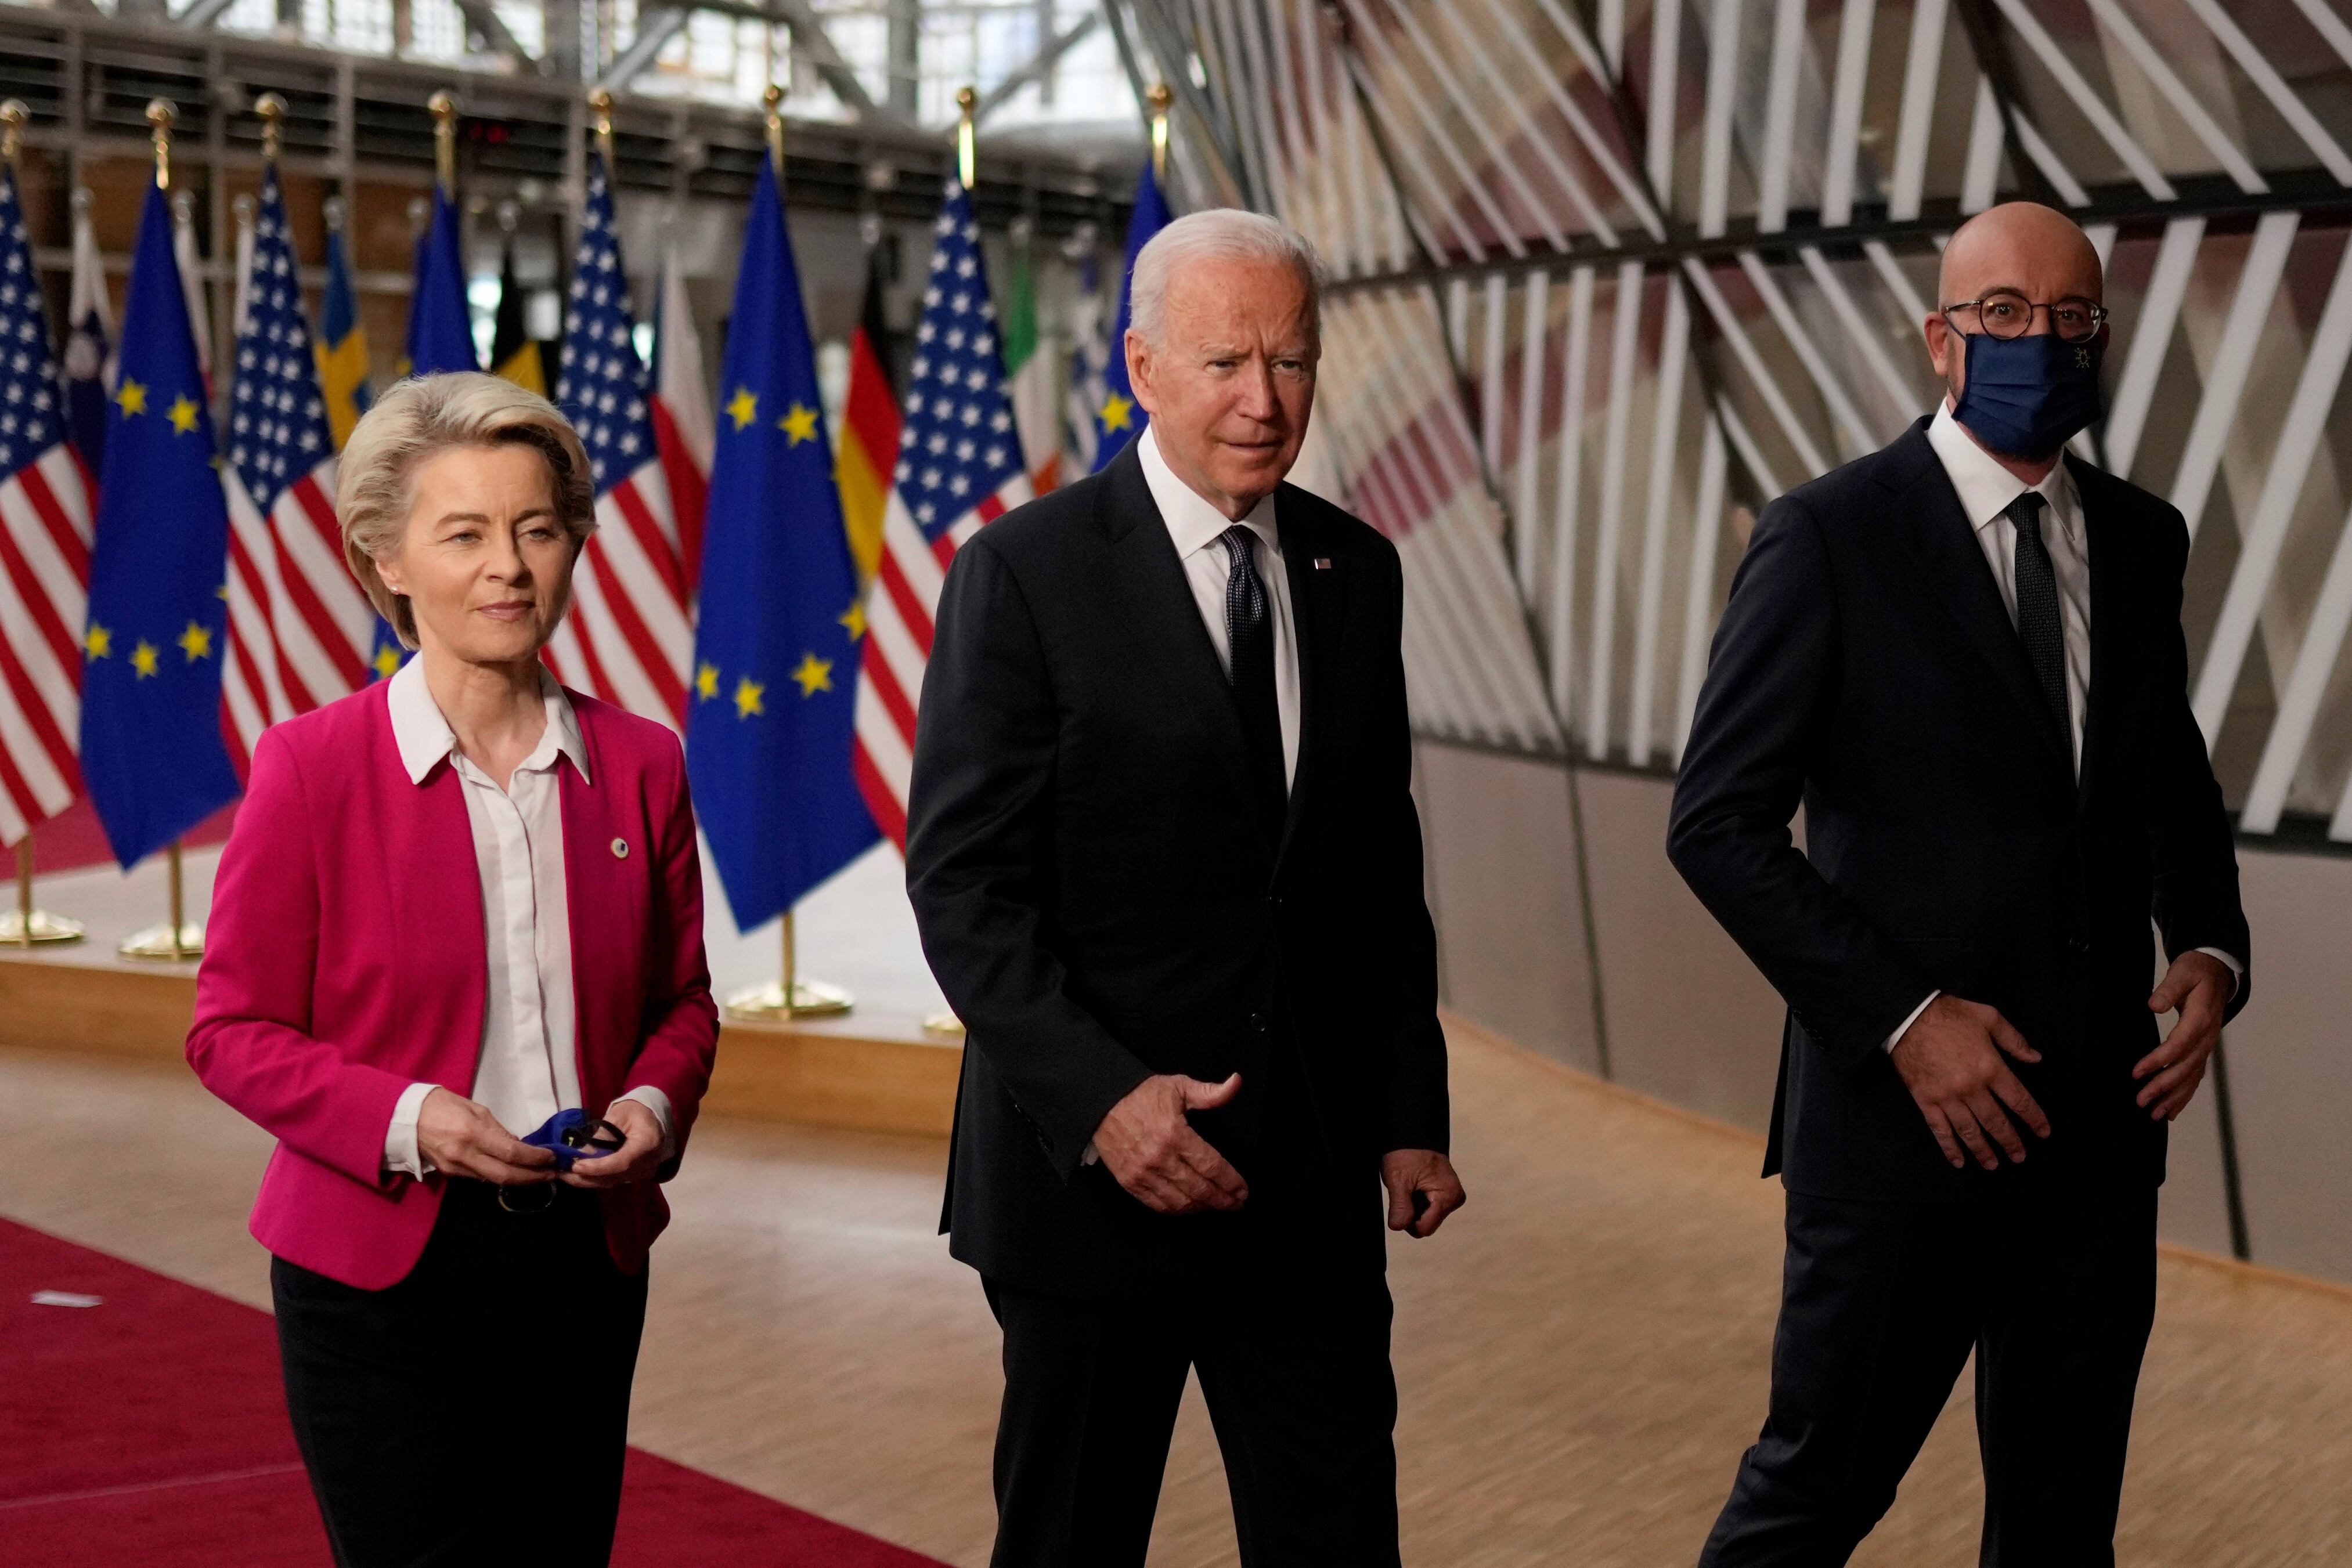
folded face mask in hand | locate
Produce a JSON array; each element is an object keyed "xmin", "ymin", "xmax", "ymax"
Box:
[{"xmin": 519, "ymin": 1108, "xmax": 626, "ymax": 1171}]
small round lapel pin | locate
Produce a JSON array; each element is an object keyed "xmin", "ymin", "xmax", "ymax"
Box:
[{"xmin": 611, "ymin": 837, "xmax": 630, "ymax": 859}]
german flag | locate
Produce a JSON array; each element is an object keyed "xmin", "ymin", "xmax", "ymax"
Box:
[
  {"xmin": 836, "ymin": 242, "xmax": 898, "ymax": 587},
  {"xmin": 490, "ymin": 229, "xmax": 546, "ymax": 395}
]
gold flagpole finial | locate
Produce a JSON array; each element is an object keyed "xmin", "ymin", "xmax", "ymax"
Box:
[
  {"xmin": 955, "ymin": 84, "xmax": 977, "ymax": 192},
  {"xmin": 147, "ymin": 98, "xmax": 176, "ymax": 190},
  {"xmin": 254, "ymin": 91, "xmax": 286, "ymax": 164},
  {"xmin": 427, "ymin": 89, "xmax": 457, "ymax": 194},
  {"xmin": 0, "ymin": 100, "xmax": 26, "ymax": 172},
  {"xmin": 1146, "ymin": 82, "xmax": 1171, "ymax": 184},
  {"xmin": 762, "ymin": 82, "xmax": 785, "ymax": 187},
  {"xmin": 587, "ymin": 87, "xmax": 615, "ymax": 169}
]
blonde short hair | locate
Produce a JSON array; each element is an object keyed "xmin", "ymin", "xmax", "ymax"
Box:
[{"xmin": 337, "ymin": 373, "xmax": 597, "ymax": 649}]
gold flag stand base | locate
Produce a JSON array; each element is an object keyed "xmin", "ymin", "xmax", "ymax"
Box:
[
  {"xmin": 118, "ymin": 921, "xmax": 204, "ymax": 961},
  {"xmin": 921, "ymin": 1010, "xmax": 965, "ymax": 1037},
  {"xmin": 2, "ymin": 908, "xmax": 85, "ymax": 945},
  {"xmin": 9, "ymin": 838, "xmax": 82, "ymax": 945},
  {"xmin": 726, "ymin": 976, "xmax": 855, "ymax": 1022},
  {"xmin": 722, "ymin": 911, "xmax": 853, "ymax": 1023},
  {"xmin": 118, "ymin": 841, "xmax": 202, "ymax": 962}
]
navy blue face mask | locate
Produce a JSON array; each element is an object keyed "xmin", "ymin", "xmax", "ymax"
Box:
[{"xmin": 1951, "ymin": 329, "xmax": 2104, "ymax": 458}]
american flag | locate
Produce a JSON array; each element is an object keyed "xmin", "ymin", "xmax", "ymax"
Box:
[
  {"xmin": 546, "ymin": 151, "xmax": 697, "ymax": 727},
  {"xmin": 220, "ymin": 165, "xmax": 376, "ymax": 774},
  {"xmin": 0, "ymin": 168, "xmax": 93, "ymax": 848},
  {"xmin": 853, "ymin": 181, "xmax": 1033, "ymax": 847}
]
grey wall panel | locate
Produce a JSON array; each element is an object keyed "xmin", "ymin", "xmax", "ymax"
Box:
[
  {"xmin": 2223, "ymin": 847, "xmax": 2352, "ymax": 1281},
  {"xmin": 1413, "ymin": 745, "xmax": 2349, "ymax": 1282},
  {"xmin": 2155, "ymin": 1073, "xmax": 2237, "ymax": 1261},
  {"xmin": 1412, "ymin": 742, "xmax": 1603, "ymax": 1078},
  {"xmin": 1574, "ymin": 768, "xmax": 1783, "ymax": 1135}
]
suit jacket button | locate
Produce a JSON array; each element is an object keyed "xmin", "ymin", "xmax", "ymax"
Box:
[{"xmin": 1249, "ymin": 1012, "xmax": 1269, "ymax": 1034}]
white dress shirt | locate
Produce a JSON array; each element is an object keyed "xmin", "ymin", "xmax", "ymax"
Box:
[
  {"xmin": 381, "ymin": 656, "xmax": 673, "ymax": 1177},
  {"xmin": 1884, "ymin": 404, "xmax": 2240, "ymax": 1051},
  {"xmin": 1139, "ymin": 424, "xmax": 1301, "ymax": 787}
]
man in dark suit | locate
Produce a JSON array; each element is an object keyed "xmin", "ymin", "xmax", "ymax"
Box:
[
  {"xmin": 904, "ymin": 208, "xmax": 1464, "ymax": 1568},
  {"xmin": 1670, "ymin": 201, "xmax": 2250, "ymax": 1565}
]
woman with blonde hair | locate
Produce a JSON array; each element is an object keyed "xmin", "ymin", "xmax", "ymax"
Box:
[{"xmin": 187, "ymin": 372, "xmax": 719, "ymax": 1566}]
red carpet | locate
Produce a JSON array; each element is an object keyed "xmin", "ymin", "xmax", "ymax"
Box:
[{"xmin": 0, "ymin": 1217, "xmax": 948, "ymax": 1566}]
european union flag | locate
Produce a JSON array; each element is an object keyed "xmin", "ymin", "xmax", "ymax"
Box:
[
  {"xmin": 687, "ymin": 154, "xmax": 878, "ymax": 930},
  {"xmin": 1091, "ymin": 160, "xmax": 1171, "ymax": 472},
  {"xmin": 79, "ymin": 182, "xmax": 240, "ymax": 868},
  {"xmin": 406, "ymin": 187, "xmax": 477, "ymax": 377}
]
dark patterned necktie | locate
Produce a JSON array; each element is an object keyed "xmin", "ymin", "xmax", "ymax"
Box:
[
  {"xmin": 1220, "ymin": 525, "xmax": 1287, "ymax": 835},
  {"xmin": 2007, "ymin": 492, "xmax": 2070, "ymax": 744}
]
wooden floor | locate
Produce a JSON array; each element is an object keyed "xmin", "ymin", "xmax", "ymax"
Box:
[{"xmin": 3, "ymin": 1022, "xmax": 2349, "ymax": 1566}]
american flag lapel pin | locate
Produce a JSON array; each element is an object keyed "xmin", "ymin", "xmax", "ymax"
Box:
[{"xmin": 1313, "ymin": 557, "xmax": 1334, "ymax": 570}]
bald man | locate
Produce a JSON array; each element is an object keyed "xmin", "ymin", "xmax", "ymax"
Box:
[{"xmin": 1669, "ymin": 201, "xmax": 2249, "ymax": 1564}]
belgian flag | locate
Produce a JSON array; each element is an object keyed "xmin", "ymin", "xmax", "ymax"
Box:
[
  {"xmin": 835, "ymin": 242, "xmax": 897, "ymax": 587},
  {"xmin": 490, "ymin": 229, "xmax": 546, "ymax": 395}
]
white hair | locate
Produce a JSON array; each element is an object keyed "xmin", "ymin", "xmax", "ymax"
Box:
[{"xmin": 1127, "ymin": 208, "xmax": 1327, "ymax": 347}]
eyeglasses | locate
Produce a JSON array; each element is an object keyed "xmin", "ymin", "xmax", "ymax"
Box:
[{"xmin": 1940, "ymin": 290, "xmax": 2108, "ymax": 343}]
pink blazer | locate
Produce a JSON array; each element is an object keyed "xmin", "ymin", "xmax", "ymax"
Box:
[{"xmin": 187, "ymin": 680, "xmax": 720, "ymax": 1290}]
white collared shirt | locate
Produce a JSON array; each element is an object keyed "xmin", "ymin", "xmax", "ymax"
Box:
[
  {"xmin": 1885, "ymin": 404, "xmax": 2240, "ymax": 1052},
  {"xmin": 380, "ymin": 655, "xmax": 672, "ymax": 1177},
  {"xmin": 1925, "ymin": 400, "xmax": 2093, "ymax": 775},
  {"xmin": 1138, "ymin": 424, "xmax": 1300, "ymax": 787}
]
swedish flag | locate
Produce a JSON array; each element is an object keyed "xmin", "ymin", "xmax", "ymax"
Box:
[
  {"xmin": 79, "ymin": 182, "xmax": 240, "ymax": 868},
  {"xmin": 315, "ymin": 211, "xmax": 372, "ymax": 451},
  {"xmin": 686, "ymin": 154, "xmax": 878, "ymax": 930},
  {"xmin": 1091, "ymin": 160, "xmax": 1171, "ymax": 472}
]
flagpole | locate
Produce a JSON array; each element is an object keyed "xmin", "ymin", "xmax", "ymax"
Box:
[
  {"xmin": 922, "ymin": 87, "xmax": 985, "ymax": 1040},
  {"xmin": 0, "ymin": 101, "xmax": 84, "ymax": 949},
  {"xmin": 763, "ymin": 81, "xmax": 785, "ymax": 186},
  {"xmin": 428, "ymin": 89, "xmax": 456, "ymax": 196},
  {"xmin": 121, "ymin": 840, "xmax": 201, "ymax": 961},
  {"xmin": 955, "ymin": 85, "xmax": 977, "ymax": 191},
  {"xmin": 1148, "ymin": 81, "xmax": 1171, "ymax": 185}
]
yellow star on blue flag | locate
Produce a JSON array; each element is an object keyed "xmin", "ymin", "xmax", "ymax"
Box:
[
  {"xmin": 686, "ymin": 151, "xmax": 878, "ymax": 931},
  {"xmin": 79, "ymin": 180, "xmax": 240, "ymax": 867}
]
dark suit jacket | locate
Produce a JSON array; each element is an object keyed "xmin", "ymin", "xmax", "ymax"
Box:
[
  {"xmin": 1668, "ymin": 418, "xmax": 2250, "ymax": 1204},
  {"xmin": 904, "ymin": 443, "xmax": 1447, "ymax": 1296}
]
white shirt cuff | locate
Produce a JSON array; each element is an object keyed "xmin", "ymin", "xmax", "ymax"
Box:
[
  {"xmin": 1884, "ymin": 991, "xmax": 1940, "ymax": 1054},
  {"xmin": 2192, "ymin": 946, "xmax": 2244, "ymax": 1000},
  {"xmin": 384, "ymin": 1081, "xmax": 438, "ymax": 1179},
  {"xmin": 1080, "ymin": 1139, "xmax": 1099, "ymax": 1167},
  {"xmin": 614, "ymin": 1086, "xmax": 677, "ymax": 1161}
]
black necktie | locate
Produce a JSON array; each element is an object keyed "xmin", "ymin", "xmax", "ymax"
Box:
[
  {"xmin": 1220, "ymin": 525, "xmax": 1287, "ymax": 838},
  {"xmin": 2007, "ymin": 492, "xmax": 2070, "ymax": 745}
]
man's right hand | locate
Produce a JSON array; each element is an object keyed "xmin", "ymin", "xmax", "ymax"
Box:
[
  {"xmin": 415, "ymin": 1087, "xmax": 558, "ymax": 1186},
  {"xmin": 1092, "ymin": 1073, "xmax": 1250, "ymax": 1215},
  {"xmin": 1889, "ymin": 995, "xmax": 2051, "ymax": 1170}
]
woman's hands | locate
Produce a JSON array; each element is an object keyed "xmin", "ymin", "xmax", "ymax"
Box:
[
  {"xmin": 559, "ymin": 1097, "xmax": 666, "ymax": 1189},
  {"xmin": 416, "ymin": 1087, "xmax": 558, "ymax": 1186}
]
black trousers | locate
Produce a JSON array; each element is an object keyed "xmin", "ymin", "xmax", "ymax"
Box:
[
  {"xmin": 272, "ymin": 1182, "xmax": 650, "ymax": 1568},
  {"xmin": 983, "ymin": 1157, "xmax": 1399, "ymax": 1568},
  {"xmin": 1698, "ymin": 1180, "xmax": 2159, "ymax": 1568}
]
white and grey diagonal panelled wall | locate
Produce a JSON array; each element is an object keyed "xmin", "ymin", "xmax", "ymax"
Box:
[{"xmin": 1097, "ymin": 0, "xmax": 2352, "ymax": 1285}]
